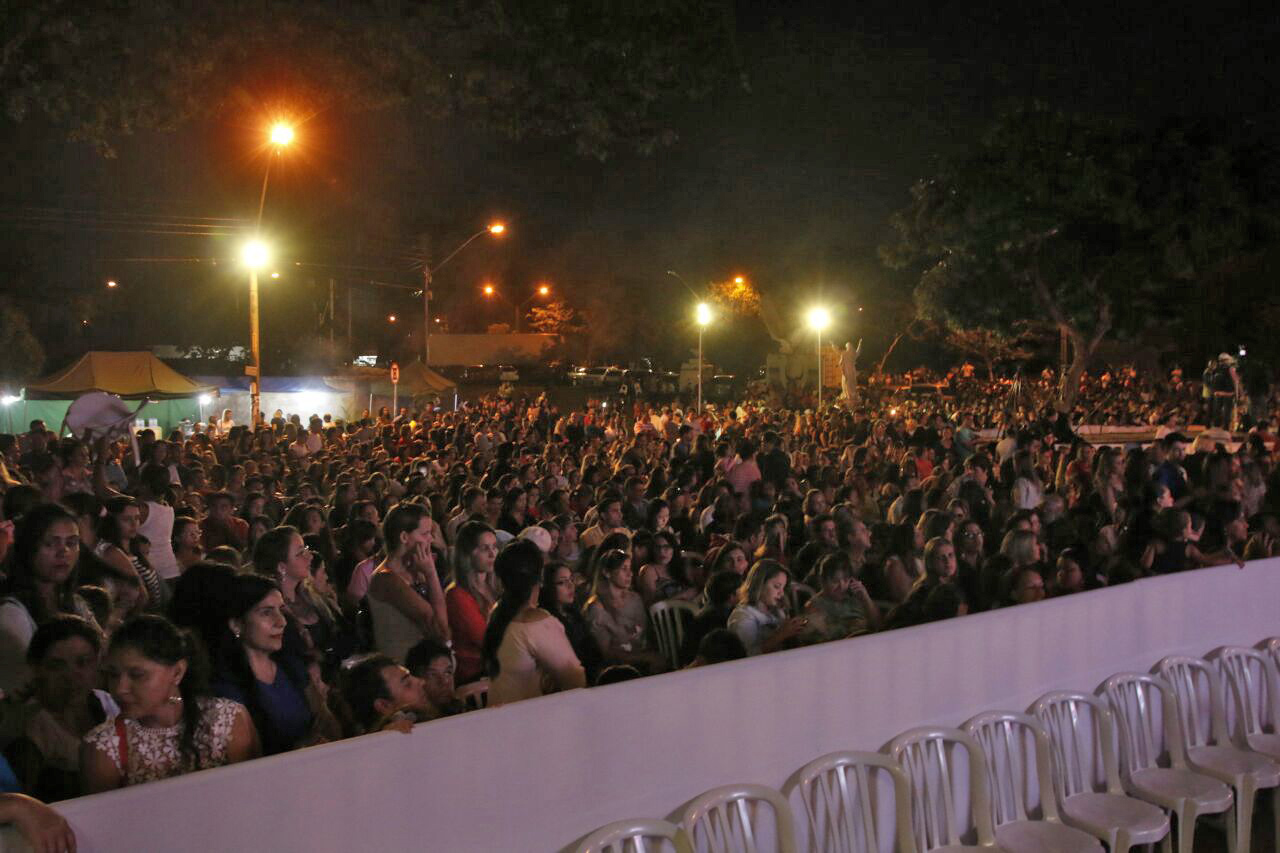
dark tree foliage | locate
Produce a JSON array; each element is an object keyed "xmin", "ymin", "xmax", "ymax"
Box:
[
  {"xmin": 883, "ymin": 103, "xmax": 1280, "ymax": 409},
  {"xmin": 0, "ymin": 0, "xmax": 740, "ymax": 159}
]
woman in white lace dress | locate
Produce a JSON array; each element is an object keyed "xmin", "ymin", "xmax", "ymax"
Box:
[{"xmin": 80, "ymin": 615, "xmax": 259, "ymax": 792}]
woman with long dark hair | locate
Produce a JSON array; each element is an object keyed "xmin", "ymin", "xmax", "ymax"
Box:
[
  {"xmin": 537, "ymin": 560, "xmax": 603, "ymax": 684},
  {"xmin": 496, "ymin": 487, "xmax": 528, "ymax": 536},
  {"xmin": 254, "ymin": 526, "xmax": 339, "ymax": 668},
  {"xmin": 635, "ymin": 530, "xmax": 694, "ymax": 606},
  {"xmin": 484, "ymin": 540, "xmax": 584, "ymax": 706},
  {"xmin": 95, "ymin": 497, "xmax": 162, "ymax": 611},
  {"xmin": 0, "ymin": 504, "xmax": 101, "ymax": 694},
  {"xmin": 209, "ymin": 574, "xmax": 339, "ymax": 755},
  {"xmin": 81, "ymin": 614, "xmax": 259, "ymax": 791}
]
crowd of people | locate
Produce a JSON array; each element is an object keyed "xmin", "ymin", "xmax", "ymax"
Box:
[{"xmin": 0, "ymin": 362, "xmax": 1275, "ymax": 847}]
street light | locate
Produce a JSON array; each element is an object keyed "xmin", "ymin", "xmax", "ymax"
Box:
[
  {"xmin": 246, "ymin": 121, "xmax": 295, "ymax": 428},
  {"xmin": 256, "ymin": 121, "xmax": 294, "ymax": 229},
  {"xmin": 106, "ymin": 279, "xmax": 118, "ymax": 289},
  {"xmin": 515, "ymin": 283, "xmax": 551, "ymax": 331},
  {"xmin": 806, "ymin": 305, "xmax": 832, "ymax": 409},
  {"xmin": 242, "ymin": 238, "xmax": 271, "ymax": 425},
  {"xmin": 388, "ymin": 314, "xmax": 398, "ymax": 323},
  {"xmin": 695, "ymin": 302, "xmax": 712, "ymax": 412},
  {"xmin": 665, "ymin": 269, "xmax": 699, "ymax": 298},
  {"xmin": 269, "ymin": 123, "xmax": 295, "ymax": 147},
  {"xmin": 421, "ymin": 223, "xmax": 506, "ymax": 364}
]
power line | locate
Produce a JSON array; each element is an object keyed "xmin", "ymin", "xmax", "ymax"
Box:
[{"xmin": 0, "ymin": 205, "xmax": 251, "ymax": 224}]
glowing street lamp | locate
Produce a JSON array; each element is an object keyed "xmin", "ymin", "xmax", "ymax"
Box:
[
  {"xmin": 695, "ymin": 302, "xmax": 712, "ymax": 411},
  {"xmin": 269, "ymin": 123, "xmax": 295, "ymax": 147},
  {"xmin": 106, "ymin": 279, "xmax": 118, "ymax": 289},
  {"xmin": 515, "ymin": 283, "xmax": 552, "ymax": 331},
  {"xmin": 421, "ymin": 223, "xmax": 506, "ymax": 363},
  {"xmin": 257, "ymin": 122, "xmax": 295, "ymax": 229},
  {"xmin": 246, "ymin": 121, "xmax": 296, "ymax": 428},
  {"xmin": 806, "ymin": 305, "xmax": 832, "ymax": 408},
  {"xmin": 388, "ymin": 314, "xmax": 398, "ymax": 323}
]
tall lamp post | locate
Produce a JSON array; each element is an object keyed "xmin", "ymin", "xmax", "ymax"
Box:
[
  {"xmin": 242, "ymin": 239, "xmax": 272, "ymax": 426},
  {"xmin": 422, "ymin": 223, "xmax": 505, "ymax": 365},
  {"xmin": 246, "ymin": 122, "xmax": 294, "ymax": 428},
  {"xmin": 695, "ymin": 302, "xmax": 712, "ymax": 412},
  {"xmin": 515, "ymin": 284, "xmax": 551, "ymax": 331},
  {"xmin": 806, "ymin": 305, "xmax": 832, "ymax": 409}
]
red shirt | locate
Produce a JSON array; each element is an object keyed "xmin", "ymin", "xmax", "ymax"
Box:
[
  {"xmin": 200, "ymin": 516, "xmax": 248, "ymax": 551},
  {"xmin": 446, "ymin": 586, "xmax": 489, "ymax": 684}
]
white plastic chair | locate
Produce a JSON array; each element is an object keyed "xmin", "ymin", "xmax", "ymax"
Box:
[
  {"xmin": 1262, "ymin": 637, "xmax": 1280, "ymax": 671},
  {"xmin": 573, "ymin": 818, "xmax": 693, "ymax": 853},
  {"xmin": 781, "ymin": 750, "xmax": 918, "ymax": 853},
  {"xmin": 1211, "ymin": 646, "xmax": 1280, "ymax": 759},
  {"xmin": 1029, "ymin": 690, "xmax": 1171, "ymax": 852},
  {"xmin": 650, "ymin": 600, "xmax": 698, "ymax": 669},
  {"xmin": 885, "ymin": 726, "xmax": 999, "ymax": 851},
  {"xmin": 1155, "ymin": 655, "xmax": 1280, "ymax": 853},
  {"xmin": 1213, "ymin": 646, "xmax": 1280, "ymax": 850},
  {"xmin": 1099, "ymin": 672, "xmax": 1234, "ymax": 853},
  {"xmin": 679, "ymin": 783, "xmax": 798, "ymax": 853},
  {"xmin": 961, "ymin": 711, "xmax": 1103, "ymax": 852},
  {"xmin": 455, "ymin": 679, "xmax": 489, "ymax": 710}
]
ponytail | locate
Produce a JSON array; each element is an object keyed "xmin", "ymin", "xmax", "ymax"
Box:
[{"xmin": 109, "ymin": 615, "xmax": 210, "ymax": 771}]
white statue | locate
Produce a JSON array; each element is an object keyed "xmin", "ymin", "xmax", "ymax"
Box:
[{"xmin": 839, "ymin": 340, "xmax": 861, "ymax": 407}]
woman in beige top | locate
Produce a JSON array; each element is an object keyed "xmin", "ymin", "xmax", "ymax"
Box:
[{"xmin": 484, "ymin": 540, "xmax": 584, "ymax": 706}]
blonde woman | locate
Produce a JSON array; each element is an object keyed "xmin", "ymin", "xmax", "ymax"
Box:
[{"xmin": 726, "ymin": 560, "xmax": 807, "ymax": 656}]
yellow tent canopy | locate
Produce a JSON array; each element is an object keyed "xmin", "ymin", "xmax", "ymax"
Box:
[{"xmin": 26, "ymin": 351, "xmax": 215, "ymax": 400}]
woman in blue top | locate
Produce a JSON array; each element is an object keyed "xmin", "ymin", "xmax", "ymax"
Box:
[{"xmin": 211, "ymin": 575, "xmax": 338, "ymax": 755}]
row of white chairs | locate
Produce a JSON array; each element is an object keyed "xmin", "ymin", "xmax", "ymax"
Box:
[{"xmin": 573, "ymin": 637, "xmax": 1280, "ymax": 853}]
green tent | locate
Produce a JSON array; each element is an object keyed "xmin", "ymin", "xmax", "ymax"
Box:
[{"xmin": 16, "ymin": 351, "xmax": 211, "ymax": 435}]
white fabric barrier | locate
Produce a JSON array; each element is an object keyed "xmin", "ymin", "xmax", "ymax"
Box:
[{"xmin": 39, "ymin": 559, "xmax": 1280, "ymax": 853}]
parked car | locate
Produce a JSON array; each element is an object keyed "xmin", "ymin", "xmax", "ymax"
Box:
[
  {"xmin": 498, "ymin": 365, "xmax": 520, "ymax": 382},
  {"xmin": 571, "ymin": 366, "xmax": 608, "ymax": 387},
  {"xmin": 462, "ymin": 364, "xmax": 499, "ymax": 383},
  {"xmin": 602, "ymin": 366, "xmax": 625, "ymax": 386}
]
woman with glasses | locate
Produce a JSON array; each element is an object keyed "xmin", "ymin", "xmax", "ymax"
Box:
[
  {"xmin": 254, "ymin": 526, "xmax": 337, "ymax": 668},
  {"xmin": 635, "ymin": 530, "xmax": 694, "ymax": 606}
]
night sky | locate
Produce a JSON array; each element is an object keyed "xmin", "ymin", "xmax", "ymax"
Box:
[{"xmin": 1, "ymin": 0, "xmax": 1276, "ymax": 373}]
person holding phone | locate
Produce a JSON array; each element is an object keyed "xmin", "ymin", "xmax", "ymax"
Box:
[{"xmin": 727, "ymin": 560, "xmax": 807, "ymax": 655}]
